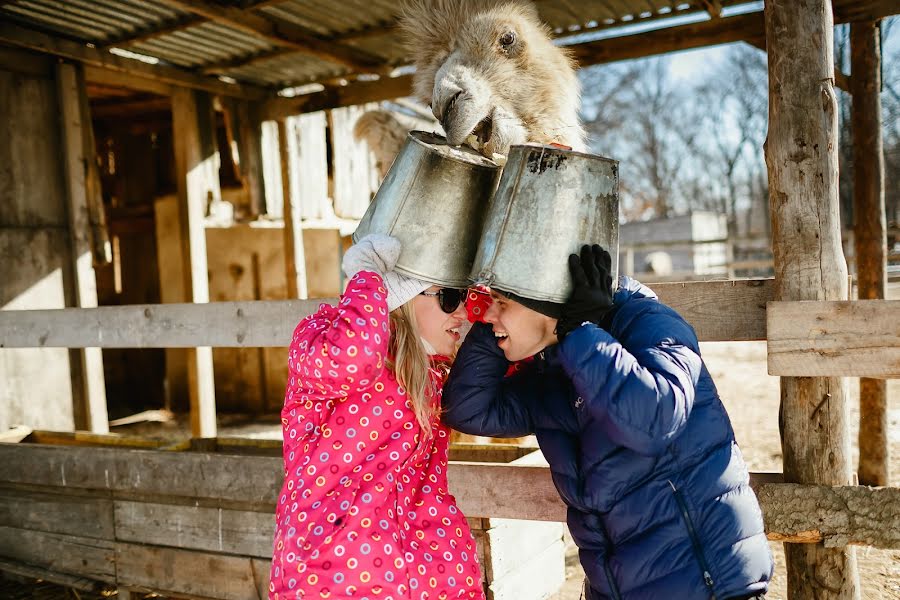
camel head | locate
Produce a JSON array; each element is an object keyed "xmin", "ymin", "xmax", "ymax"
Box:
[{"xmin": 400, "ymin": 0, "xmax": 585, "ymax": 157}]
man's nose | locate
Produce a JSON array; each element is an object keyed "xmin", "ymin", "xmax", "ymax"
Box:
[{"xmin": 483, "ymin": 303, "xmax": 499, "ymax": 324}]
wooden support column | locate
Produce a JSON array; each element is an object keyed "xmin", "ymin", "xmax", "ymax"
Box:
[
  {"xmin": 56, "ymin": 62, "xmax": 109, "ymax": 434},
  {"xmin": 171, "ymin": 87, "xmax": 218, "ymax": 439},
  {"xmin": 764, "ymin": 2, "xmax": 860, "ymax": 598},
  {"xmin": 278, "ymin": 119, "xmax": 308, "ymax": 299},
  {"xmin": 850, "ymin": 20, "xmax": 889, "ymax": 487}
]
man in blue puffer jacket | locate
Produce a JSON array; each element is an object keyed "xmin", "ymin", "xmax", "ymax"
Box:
[{"xmin": 444, "ymin": 245, "xmax": 773, "ymax": 600}]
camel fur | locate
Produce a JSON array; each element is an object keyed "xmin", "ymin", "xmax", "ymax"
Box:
[{"xmin": 399, "ymin": 0, "xmax": 585, "ymax": 156}]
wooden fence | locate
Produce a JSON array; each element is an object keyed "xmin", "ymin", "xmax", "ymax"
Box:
[{"xmin": 1, "ymin": 277, "xmax": 899, "ymax": 599}]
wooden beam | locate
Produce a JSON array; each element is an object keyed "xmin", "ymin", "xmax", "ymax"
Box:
[
  {"xmin": 763, "ymin": 1, "xmax": 859, "ymax": 597},
  {"xmin": 153, "ymin": 0, "xmax": 387, "ymax": 73},
  {"xmin": 171, "ymin": 87, "xmax": 218, "ymax": 439},
  {"xmin": 850, "ymin": 21, "xmax": 889, "ymax": 487},
  {"xmin": 832, "ymin": 0, "xmax": 900, "ymax": 23},
  {"xmin": 262, "ymin": 74, "xmax": 413, "ymax": 120},
  {"xmin": 834, "ymin": 67, "xmax": 852, "ymax": 92},
  {"xmin": 0, "ymin": 278, "xmax": 772, "ymax": 348},
  {"xmin": 83, "ymin": 65, "xmax": 174, "ymax": 96},
  {"xmin": 90, "ymin": 96, "xmax": 172, "ymax": 120},
  {"xmin": 767, "ymin": 300, "xmax": 900, "ymax": 378},
  {"xmin": 569, "ymin": 12, "xmax": 767, "ymax": 66},
  {"xmin": 0, "ymin": 21, "xmax": 266, "ymax": 100},
  {"xmin": 56, "ymin": 62, "xmax": 110, "ymax": 435}
]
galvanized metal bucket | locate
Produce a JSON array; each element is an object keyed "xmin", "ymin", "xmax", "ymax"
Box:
[
  {"xmin": 470, "ymin": 144, "xmax": 619, "ymax": 303},
  {"xmin": 353, "ymin": 131, "xmax": 502, "ymax": 287}
]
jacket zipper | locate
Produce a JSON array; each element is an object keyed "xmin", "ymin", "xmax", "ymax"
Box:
[
  {"xmin": 592, "ymin": 516, "xmax": 623, "ymax": 600},
  {"xmin": 602, "ymin": 559, "xmax": 623, "ymax": 600},
  {"xmin": 668, "ymin": 480, "xmax": 717, "ymax": 599}
]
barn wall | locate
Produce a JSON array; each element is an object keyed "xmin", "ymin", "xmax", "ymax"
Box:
[{"xmin": 0, "ymin": 47, "xmax": 75, "ymax": 431}]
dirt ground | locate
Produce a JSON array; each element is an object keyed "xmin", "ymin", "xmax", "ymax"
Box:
[{"xmin": 551, "ymin": 339, "xmax": 900, "ymax": 600}]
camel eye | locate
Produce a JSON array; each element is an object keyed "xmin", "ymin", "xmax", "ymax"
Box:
[{"xmin": 499, "ymin": 31, "xmax": 517, "ymax": 48}]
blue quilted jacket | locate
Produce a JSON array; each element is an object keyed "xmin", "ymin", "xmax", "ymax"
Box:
[{"xmin": 443, "ymin": 277, "xmax": 773, "ymax": 600}]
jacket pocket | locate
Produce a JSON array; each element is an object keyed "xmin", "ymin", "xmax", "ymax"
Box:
[{"xmin": 669, "ymin": 480, "xmax": 717, "ymax": 599}]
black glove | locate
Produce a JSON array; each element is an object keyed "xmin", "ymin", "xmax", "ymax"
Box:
[{"xmin": 556, "ymin": 244, "xmax": 615, "ymax": 340}]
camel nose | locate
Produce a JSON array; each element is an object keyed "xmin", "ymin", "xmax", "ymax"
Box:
[
  {"xmin": 432, "ymin": 71, "xmax": 491, "ymax": 146},
  {"xmin": 436, "ymin": 90, "xmax": 462, "ymax": 132}
]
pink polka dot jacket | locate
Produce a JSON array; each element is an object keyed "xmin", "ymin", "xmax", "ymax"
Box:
[{"xmin": 269, "ymin": 271, "xmax": 485, "ymax": 600}]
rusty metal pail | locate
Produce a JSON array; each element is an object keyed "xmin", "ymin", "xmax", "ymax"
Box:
[
  {"xmin": 470, "ymin": 144, "xmax": 619, "ymax": 303},
  {"xmin": 352, "ymin": 131, "xmax": 502, "ymax": 288}
]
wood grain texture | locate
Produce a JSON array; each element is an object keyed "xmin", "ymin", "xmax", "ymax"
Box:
[
  {"xmin": 0, "ymin": 279, "xmax": 773, "ymax": 348},
  {"xmin": 767, "ymin": 300, "xmax": 900, "ymax": 378},
  {"xmin": 764, "ymin": 0, "xmax": 858, "ymax": 596}
]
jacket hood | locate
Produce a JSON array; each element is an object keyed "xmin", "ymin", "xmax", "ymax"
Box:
[{"xmin": 613, "ymin": 275, "xmax": 657, "ymax": 304}]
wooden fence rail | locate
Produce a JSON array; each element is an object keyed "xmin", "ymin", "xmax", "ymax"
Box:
[
  {"xmin": 0, "ymin": 443, "xmax": 897, "ymax": 551},
  {"xmin": 767, "ymin": 300, "xmax": 900, "ymax": 378},
  {"xmin": 0, "ymin": 279, "xmax": 773, "ymax": 347}
]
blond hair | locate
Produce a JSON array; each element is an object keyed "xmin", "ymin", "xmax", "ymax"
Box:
[{"xmin": 386, "ymin": 302, "xmax": 443, "ymax": 433}]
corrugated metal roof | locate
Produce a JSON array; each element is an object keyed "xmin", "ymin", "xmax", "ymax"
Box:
[{"xmin": 0, "ymin": 0, "xmax": 761, "ymax": 90}]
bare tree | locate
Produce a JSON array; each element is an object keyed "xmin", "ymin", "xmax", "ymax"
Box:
[{"xmin": 582, "ymin": 58, "xmax": 696, "ymax": 218}]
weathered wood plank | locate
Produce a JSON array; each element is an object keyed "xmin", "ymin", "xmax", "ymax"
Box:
[
  {"xmin": 0, "ymin": 444, "xmax": 281, "ymax": 506},
  {"xmin": 115, "ymin": 542, "xmax": 270, "ymax": 600},
  {"xmin": 172, "ymin": 86, "xmax": 219, "ymax": 438},
  {"xmin": 0, "ymin": 279, "xmax": 772, "ymax": 349},
  {"xmin": 767, "ymin": 300, "xmax": 900, "ymax": 378},
  {"xmin": 757, "ymin": 483, "xmax": 900, "ymax": 549},
  {"xmin": 278, "ymin": 118, "xmax": 308, "ymax": 299},
  {"xmin": 56, "ymin": 61, "xmax": 109, "ymax": 434},
  {"xmin": 0, "ymin": 444, "xmax": 895, "ymax": 547},
  {"xmin": 652, "ymin": 278, "xmax": 772, "ymax": 341},
  {"xmin": 0, "ymin": 557, "xmax": 115, "ymax": 594},
  {"xmin": 0, "ymin": 298, "xmax": 329, "ymax": 348},
  {"xmin": 488, "ymin": 538, "xmax": 566, "ymax": 600},
  {"xmin": 330, "ymin": 104, "xmax": 378, "ymax": 219},
  {"xmin": 114, "ymin": 501, "xmax": 274, "ymax": 557},
  {"xmin": 0, "ymin": 526, "xmax": 115, "ymax": 582},
  {"xmin": 0, "ymin": 486, "xmax": 114, "ymax": 540},
  {"xmin": 484, "ymin": 518, "xmax": 564, "ymax": 581}
]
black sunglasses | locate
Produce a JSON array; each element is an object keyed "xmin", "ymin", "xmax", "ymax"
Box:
[{"xmin": 419, "ymin": 288, "xmax": 466, "ymax": 314}]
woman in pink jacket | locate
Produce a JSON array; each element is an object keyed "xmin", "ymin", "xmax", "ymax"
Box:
[{"xmin": 269, "ymin": 234, "xmax": 484, "ymax": 600}]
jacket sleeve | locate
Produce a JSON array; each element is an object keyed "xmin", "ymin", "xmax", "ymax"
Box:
[
  {"xmin": 285, "ymin": 271, "xmax": 389, "ymax": 406},
  {"xmin": 442, "ymin": 321, "xmax": 537, "ymax": 437},
  {"xmin": 558, "ymin": 303, "xmax": 702, "ymax": 456}
]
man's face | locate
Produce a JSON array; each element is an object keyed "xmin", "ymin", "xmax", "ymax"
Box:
[{"xmin": 483, "ymin": 291, "xmax": 559, "ymax": 362}]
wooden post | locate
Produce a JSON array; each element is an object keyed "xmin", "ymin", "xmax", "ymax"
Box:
[
  {"xmin": 56, "ymin": 62, "xmax": 109, "ymax": 434},
  {"xmin": 236, "ymin": 101, "xmax": 266, "ymax": 218},
  {"xmin": 851, "ymin": 20, "xmax": 889, "ymax": 488},
  {"xmin": 220, "ymin": 97, "xmax": 265, "ymax": 219},
  {"xmin": 171, "ymin": 87, "xmax": 218, "ymax": 439},
  {"xmin": 278, "ymin": 119, "xmax": 308, "ymax": 299},
  {"xmin": 764, "ymin": 2, "xmax": 860, "ymax": 598}
]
